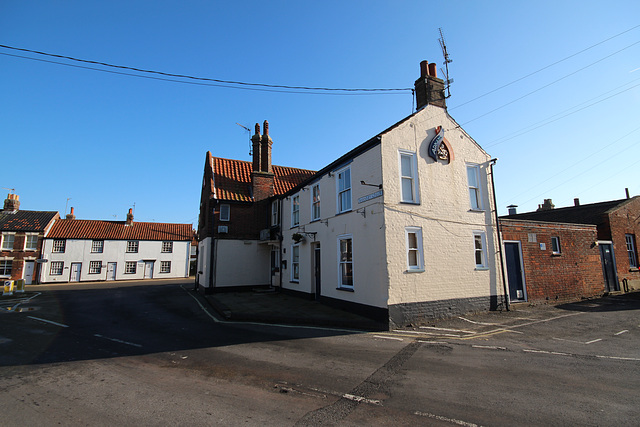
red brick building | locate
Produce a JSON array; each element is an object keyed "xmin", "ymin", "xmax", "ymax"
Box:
[
  {"xmin": 499, "ymin": 196, "xmax": 640, "ymax": 303},
  {"xmin": 0, "ymin": 193, "xmax": 59, "ymax": 284}
]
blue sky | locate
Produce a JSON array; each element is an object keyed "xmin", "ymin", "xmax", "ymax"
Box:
[{"xmin": 1, "ymin": 1, "xmax": 639, "ymax": 227}]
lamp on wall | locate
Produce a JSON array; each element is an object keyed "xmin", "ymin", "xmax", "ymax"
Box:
[{"xmin": 360, "ymin": 180, "xmax": 382, "ymax": 189}]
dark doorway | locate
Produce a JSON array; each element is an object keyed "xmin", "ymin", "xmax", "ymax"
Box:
[
  {"xmin": 504, "ymin": 241, "xmax": 527, "ymax": 302},
  {"xmin": 599, "ymin": 243, "xmax": 619, "ymax": 292}
]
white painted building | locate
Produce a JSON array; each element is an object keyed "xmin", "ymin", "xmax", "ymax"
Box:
[
  {"xmin": 197, "ymin": 61, "xmax": 505, "ymax": 328},
  {"xmin": 41, "ymin": 208, "xmax": 193, "ymax": 283}
]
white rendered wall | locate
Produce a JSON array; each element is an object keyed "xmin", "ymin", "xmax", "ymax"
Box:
[
  {"xmin": 40, "ymin": 239, "xmax": 190, "ymax": 283},
  {"xmin": 380, "ymin": 104, "xmax": 501, "ymax": 306},
  {"xmin": 213, "ymin": 239, "xmax": 271, "ymax": 287},
  {"xmin": 281, "ymin": 145, "xmax": 389, "ymax": 309}
]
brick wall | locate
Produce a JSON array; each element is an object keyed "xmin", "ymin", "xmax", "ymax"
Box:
[
  {"xmin": 500, "ymin": 220, "xmax": 604, "ymax": 302},
  {"xmin": 606, "ymin": 197, "xmax": 640, "ymax": 291},
  {"xmin": 214, "ymin": 200, "xmax": 269, "ymax": 241}
]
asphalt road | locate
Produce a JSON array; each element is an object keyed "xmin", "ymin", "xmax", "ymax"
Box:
[{"xmin": 1, "ymin": 280, "xmax": 638, "ymax": 426}]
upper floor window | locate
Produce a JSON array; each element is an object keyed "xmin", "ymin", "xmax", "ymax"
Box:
[
  {"xmin": 25, "ymin": 234, "xmax": 38, "ymax": 251},
  {"xmin": 162, "ymin": 241, "xmax": 173, "ymax": 253},
  {"xmin": 271, "ymin": 200, "xmax": 279, "ymax": 226},
  {"xmin": 1, "ymin": 233, "xmax": 15, "ymax": 251},
  {"xmin": 311, "ymin": 184, "xmax": 321, "ymax": 221},
  {"xmin": 467, "ymin": 165, "xmax": 482, "ymax": 210},
  {"xmin": 473, "ymin": 231, "xmax": 488, "ymax": 269},
  {"xmin": 125, "ymin": 261, "xmax": 137, "ymax": 274},
  {"xmin": 52, "ymin": 239, "xmax": 66, "ymax": 253},
  {"xmin": 405, "ymin": 227, "xmax": 424, "ymax": 271},
  {"xmin": 626, "ymin": 234, "xmax": 638, "ymax": 268},
  {"xmin": 291, "ymin": 194, "xmax": 300, "ymax": 227},
  {"xmin": 127, "ymin": 240, "xmax": 139, "ymax": 253},
  {"xmin": 219, "ymin": 204, "xmax": 230, "ymax": 222},
  {"xmin": 399, "ymin": 151, "xmax": 419, "ymax": 203},
  {"xmin": 338, "ymin": 235, "xmax": 354, "ymax": 289},
  {"xmin": 337, "ymin": 167, "xmax": 352, "ymax": 213},
  {"xmin": 91, "ymin": 240, "xmax": 104, "ymax": 253},
  {"xmin": 551, "ymin": 236, "xmax": 561, "ymax": 255}
]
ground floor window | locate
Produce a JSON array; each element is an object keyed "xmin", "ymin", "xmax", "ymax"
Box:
[
  {"xmin": 160, "ymin": 261, "xmax": 171, "ymax": 273},
  {"xmin": 0, "ymin": 260, "xmax": 12, "ymax": 276},
  {"xmin": 50, "ymin": 261, "xmax": 63, "ymax": 275},
  {"xmin": 125, "ymin": 261, "xmax": 137, "ymax": 274},
  {"xmin": 473, "ymin": 231, "xmax": 488, "ymax": 269},
  {"xmin": 405, "ymin": 227, "xmax": 424, "ymax": 271},
  {"xmin": 338, "ymin": 235, "xmax": 353, "ymax": 289},
  {"xmin": 291, "ymin": 244, "xmax": 300, "ymax": 282},
  {"xmin": 89, "ymin": 261, "xmax": 102, "ymax": 274},
  {"xmin": 626, "ymin": 234, "xmax": 638, "ymax": 268},
  {"xmin": 551, "ymin": 236, "xmax": 561, "ymax": 255}
]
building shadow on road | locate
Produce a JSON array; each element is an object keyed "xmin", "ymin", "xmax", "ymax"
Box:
[{"xmin": 554, "ymin": 291, "xmax": 640, "ymax": 313}]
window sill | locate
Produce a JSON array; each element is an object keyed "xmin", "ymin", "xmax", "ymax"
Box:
[
  {"xmin": 310, "ymin": 218, "xmax": 321, "ymax": 223},
  {"xmin": 400, "ymin": 201, "xmax": 420, "ymax": 205},
  {"xmin": 475, "ymin": 267, "xmax": 490, "ymax": 271},
  {"xmin": 290, "ymin": 280, "xmax": 299, "ymax": 284},
  {"xmin": 336, "ymin": 210, "xmax": 352, "ymax": 216},
  {"xmin": 552, "ymin": 253, "xmax": 562, "ymax": 257},
  {"xmin": 630, "ymin": 268, "xmax": 639, "ymax": 272},
  {"xmin": 468, "ymin": 209, "xmax": 485, "ymax": 213},
  {"xmin": 405, "ymin": 269, "xmax": 425, "ymax": 274},
  {"xmin": 336, "ymin": 287, "xmax": 354, "ymax": 292}
]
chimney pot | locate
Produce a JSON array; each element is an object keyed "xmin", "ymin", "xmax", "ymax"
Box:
[
  {"xmin": 420, "ymin": 61, "xmax": 429, "ymax": 78},
  {"xmin": 428, "ymin": 62, "xmax": 437, "ymax": 78},
  {"xmin": 507, "ymin": 204, "xmax": 518, "ymax": 215},
  {"xmin": 574, "ymin": 198, "xmax": 580, "ymax": 206},
  {"xmin": 66, "ymin": 207, "xmax": 76, "ymax": 220},
  {"xmin": 3, "ymin": 193, "xmax": 20, "ymax": 212}
]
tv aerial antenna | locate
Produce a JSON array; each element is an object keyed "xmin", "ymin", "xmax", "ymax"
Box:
[
  {"xmin": 438, "ymin": 28, "xmax": 453, "ymax": 99},
  {"xmin": 236, "ymin": 123, "xmax": 252, "ymax": 157}
]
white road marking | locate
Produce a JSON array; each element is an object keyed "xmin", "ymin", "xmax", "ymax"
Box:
[
  {"xmin": 27, "ymin": 316, "xmax": 69, "ymax": 328},
  {"xmin": 523, "ymin": 349, "xmax": 571, "ymax": 356},
  {"xmin": 372, "ymin": 335, "xmax": 404, "ymax": 341},
  {"xmin": 393, "ymin": 330, "xmax": 461, "ymax": 337},
  {"xmin": 419, "ymin": 326, "xmax": 475, "ymax": 334},
  {"xmin": 416, "ymin": 340, "xmax": 450, "ymax": 344},
  {"xmin": 94, "ymin": 334, "xmax": 142, "ymax": 348},
  {"xmin": 585, "ymin": 338, "xmax": 603, "ymax": 345},
  {"xmin": 614, "ymin": 330, "xmax": 629, "ymax": 335},
  {"xmin": 342, "ymin": 393, "xmax": 382, "ymax": 406},
  {"xmin": 458, "ymin": 317, "xmax": 499, "ymax": 326},
  {"xmin": 472, "ymin": 345, "xmax": 507, "ymax": 350},
  {"xmin": 414, "ymin": 410, "xmax": 481, "ymax": 426},
  {"xmin": 596, "ymin": 355, "xmax": 640, "ymax": 361}
]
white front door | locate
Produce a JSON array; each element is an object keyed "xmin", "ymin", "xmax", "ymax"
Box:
[
  {"xmin": 107, "ymin": 262, "xmax": 117, "ymax": 281},
  {"xmin": 23, "ymin": 261, "xmax": 35, "ymax": 285},
  {"xmin": 144, "ymin": 261, "xmax": 154, "ymax": 279},
  {"xmin": 70, "ymin": 263, "xmax": 81, "ymax": 282}
]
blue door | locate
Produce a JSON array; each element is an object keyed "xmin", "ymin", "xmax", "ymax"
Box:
[{"xmin": 505, "ymin": 242, "xmax": 526, "ymax": 301}]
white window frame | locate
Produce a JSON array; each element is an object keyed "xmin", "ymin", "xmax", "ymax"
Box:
[
  {"xmin": 52, "ymin": 239, "xmax": 66, "ymax": 253},
  {"xmin": 311, "ymin": 184, "xmax": 321, "ymax": 221},
  {"xmin": 336, "ymin": 166, "xmax": 352, "ymax": 214},
  {"xmin": 2, "ymin": 233, "xmax": 15, "ymax": 251},
  {"xmin": 626, "ymin": 234, "xmax": 638, "ymax": 268},
  {"xmin": 126, "ymin": 240, "xmax": 139, "ymax": 253},
  {"xmin": 405, "ymin": 227, "xmax": 424, "ymax": 272},
  {"xmin": 473, "ymin": 231, "xmax": 488, "ymax": 269},
  {"xmin": 219, "ymin": 204, "xmax": 230, "ymax": 222},
  {"xmin": 162, "ymin": 241, "xmax": 173, "ymax": 253},
  {"xmin": 271, "ymin": 200, "xmax": 279, "ymax": 226},
  {"xmin": 291, "ymin": 194, "xmax": 300, "ymax": 227},
  {"xmin": 399, "ymin": 150, "xmax": 420, "ymax": 204},
  {"xmin": 24, "ymin": 233, "xmax": 38, "ymax": 251},
  {"xmin": 551, "ymin": 236, "xmax": 561, "ymax": 255},
  {"xmin": 91, "ymin": 240, "xmax": 104, "ymax": 253},
  {"xmin": 337, "ymin": 234, "xmax": 354, "ymax": 289},
  {"xmin": 160, "ymin": 261, "xmax": 171, "ymax": 273},
  {"xmin": 125, "ymin": 261, "xmax": 137, "ymax": 274},
  {"xmin": 291, "ymin": 244, "xmax": 300, "ymax": 282},
  {"xmin": 89, "ymin": 261, "xmax": 102, "ymax": 274},
  {"xmin": 50, "ymin": 261, "xmax": 64, "ymax": 275},
  {"xmin": 0, "ymin": 259, "xmax": 12, "ymax": 277},
  {"xmin": 467, "ymin": 164, "xmax": 483, "ymax": 211}
]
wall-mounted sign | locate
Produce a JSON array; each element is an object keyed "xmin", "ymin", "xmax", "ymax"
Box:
[
  {"xmin": 427, "ymin": 126, "xmax": 453, "ymax": 164},
  {"xmin": 358, "ymin": 190, "xmax": 383, "ymax": 204}
]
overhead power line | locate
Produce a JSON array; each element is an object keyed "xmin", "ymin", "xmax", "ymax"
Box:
[{"xmin": 0, "ymin": 44, "xmax": 412, "ymax": 94}]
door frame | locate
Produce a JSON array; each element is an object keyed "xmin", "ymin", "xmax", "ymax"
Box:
[
  {"xmin": 598, "ymin": 241, "xmax": 619, "ymax": 292},
  {"xmin": 503, "ymin": 240, "xmax": 527, "ymax": 302},
  {"xmin": 23, "ymin": 260, "xmax": 35, "ymax": 285},
  {"xmin": 144, "ymin": 260, "xmax": 155, "ymax": 279},
  {"xmin": 70, "ymin": 262, "xmax": 82, "ymax": 282},
  {"xmin": 106, "ymin": 262, "xmax": 117, "ymax": 281}
]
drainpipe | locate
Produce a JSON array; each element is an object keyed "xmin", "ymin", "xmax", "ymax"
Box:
[{"xmin": 489, "ymin": 158, "xmax": 510, "ymax": 311}]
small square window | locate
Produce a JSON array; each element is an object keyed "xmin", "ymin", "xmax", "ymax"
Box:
[
  {"xmin": 0, "ymin": 260, "xmax": 12, "ymax": 276},
  {"xmin": 220, "ymin": 204, "xmax": 230, "ymax": 222},
  {"xmin": 125, "ymin": 261, "xmax": 137, "ymax": 274},
  {"xmin": 127, "ymin": 241, "xmax": 139, "ymax": 253},
  {"xmin": 162, "ymin": 241, "xmax": 173, "ymax": 253},
  {"xmin": 91, "ymin": 240, "xmax": 104, "ymax": 253},
  {"xmin": 160, "ymin": 261, "xmax": 171, "ymax": 273},
  {"xmin": 89, "ymin": 261, "xmax": 102, "ymax": 274},
  {"xmin": 52, "ymin": 239, "xmax": 66, "ymax": 253},
  {"xmin": 1, "ymin": 233, "xmax": 15, "ymax": 251},
  {"xmin": 25, "ymin": 234, "xmax": 38, "ymax": 251},
  {"xmin": 50, "ymin": 261, "xmax": 63, "ymax": 275},
  {"xmin": 551, "ymin": 236, "xmax": 561, "ymax": 255}
]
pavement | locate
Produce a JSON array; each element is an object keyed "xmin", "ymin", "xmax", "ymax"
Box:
[{"xmin": 203, "ymin": 288, "xmax": 640, "ymax": 332}]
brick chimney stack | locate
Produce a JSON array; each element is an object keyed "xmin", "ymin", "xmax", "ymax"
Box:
[
  {"xmin": 414, "ymin": 60, "xmax": 446, "ymax": 110},
  {"xmin": 126, "ymin": 208, "xmax": 134, "ymax": 226},
  {"xmin": 66, "ymin": 207, "xmax": 76, "ymax": 220},
  {"xmin": 537, "ymin": 199, "xmax": 555, "ymax": 211},
  {"xmin": 3, "ymin": 193, "xmax": 20, "ymax": 212},
  {"xmin": 251, "ymin": 120, "xmax": 275, "ymax": 201}
]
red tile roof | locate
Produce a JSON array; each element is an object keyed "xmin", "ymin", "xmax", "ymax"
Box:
[
  {"xmin": 211, "ymin": 157, "xmax": 316, "ymax": 202},
  {"xmin": 46, "ymin": 219, "xmax": 193, "ymax": 241}
]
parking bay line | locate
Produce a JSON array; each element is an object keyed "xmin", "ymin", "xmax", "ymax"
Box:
[
  {"xmin": 94, "ymin": 334, "xmax": 142, "ymax": 348},
  {"xmin": 27, "ymin": 316, "xmax": 69, "ymax": 328}
]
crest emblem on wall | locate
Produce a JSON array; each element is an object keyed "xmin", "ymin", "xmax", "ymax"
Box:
[{"xmin": 427, "ymin": 126, "xmax": 453, "ymax": 164}]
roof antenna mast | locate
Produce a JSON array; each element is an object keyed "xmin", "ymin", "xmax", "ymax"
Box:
[
  {"xmin": 236, "ymin": 123, "xmax": 252, "ymax": 157},
  {"xmin": 438, "ymin": 28, "xmax": 453, "ymax": 99}
]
